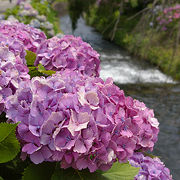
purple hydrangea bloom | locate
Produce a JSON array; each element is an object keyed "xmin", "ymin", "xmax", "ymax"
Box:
[
  {"xmin": 0, "ymin": 42, "xmax": 30, "ymax": 115},
  {"xmin": 0, "ymin": 20, "xmax": 46, "ymax": 53},
  {"xmin": 34, "ymin": 35, "xmax": 100, "ymax": 77},
  {"xmin": 6, "ymin": 70, "xmax": 159, "ymax": 172},
  {"xmin": 0, "ymin": 34, "xmax": 27, "ymax": 65},
  {"xmin": 129, "ymin": 152, "xmax": 173, "ymax": 180}
]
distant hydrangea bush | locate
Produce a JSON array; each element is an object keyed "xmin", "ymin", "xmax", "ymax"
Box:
[
  {"xmin": 18, "ymin": 2, "xmax": 38, "ymax": 17},
  {"xmin": 0, "ymin": 20, "xmax": 46, "ymax": 53},
  {"xmin": 6, "ymin": 70, "xmax": 159, "ymax": 172},
  {"xmin": 129, "ymin": 152, "xmax": 173, "ymax": 180},
  {"xmin": 157, "ymin": 4, "xmax": 180, "ymax": 31},
  {"xmin": 35, "ymin": 35, "xmax": 100, "ymax": 77},
  {"xmin": 0, "ymin": 40, "xmax": 30, "ymax": 114}
]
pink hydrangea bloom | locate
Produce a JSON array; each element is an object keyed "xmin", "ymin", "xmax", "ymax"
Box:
[
  {"xmin": 0, "ymin": 42, "xmax": 30, "ymax": 114},
  {"xmin": 129, "ymin": 152, "xmax": 173, "ymax": 180},
  {"xmin": 0, "ymin": 20, "xmax": 46, "ymax": 53},
  {"xmin": 34, "ymin": 35, "xmax": 100, "ymax": 77},
  {"xmin": 0, "ymin": 34, "xmax": 27, "ymax": 65},
  {"xmin": 157, "ymin": 4, "xmax": 180, "ymax": 30},
  {"xmin": 6, "ymin": 70, "xmax": 159, "ymax": 172}
]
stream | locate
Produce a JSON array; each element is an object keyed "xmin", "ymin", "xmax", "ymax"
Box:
[{"xmin": 60, "ymin": 15, "xmax": 180, "ymax": 179}]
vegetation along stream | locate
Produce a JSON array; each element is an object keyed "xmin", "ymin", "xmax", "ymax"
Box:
[{"xmin": 60, "ymin": 15, "xmax": 180, "ymax": 180}]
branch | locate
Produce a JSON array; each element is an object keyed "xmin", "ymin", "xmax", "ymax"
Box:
[
  {"xmin": 127, "ymin": 7, "xmax": 149, "ymax": 21},
  {"xmin": 111, "ymin": 1, "xmax": 123, "ymax": 41}
]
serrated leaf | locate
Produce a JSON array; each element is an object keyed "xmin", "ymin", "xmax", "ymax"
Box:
[
  {"xmin": 51, "ymin": 162, "xmax": 139, "ymax": 180},
  {"xmin": 0, "ymin": 123, "xmax": 20, "ymax": 163},
  {"xmin": 38, "ymin": 64, "xmax": 56, "ymax": 76},
  {"xmin": 101, "ymin": 162, "xmax": 139, "ymax": 180},
  {"xmin": 22, "ymin": 162, "xmax": 56, "ymax": 180},
  {"xmin": 25, "ymin": 50, "xmax": 37, "ymax": 66}
]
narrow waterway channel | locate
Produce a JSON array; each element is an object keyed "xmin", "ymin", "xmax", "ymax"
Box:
[{"xmin": 60, "ymin": 15, "xmax": 180, "ymax": 179}]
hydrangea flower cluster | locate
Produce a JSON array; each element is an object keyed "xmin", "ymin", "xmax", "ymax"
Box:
[
  {"xmin": 129, "ymin": 152, "xmax": 173, "ymax": 180},
  {"xmin": 15, "ymin": 0, "xmax": 55, "ymax": 37},
  {"xmin": 6, "ymin": 70, "xmax": 159, "ymax": 172},
  {"xmin": 0, "ymin": 40, "xmax": 30, "ymax": 114},
  {"xmin": 0, "ymin": 20, "xmax": 46, "ymax": 53},
  {"xmin": 34, "ymin": 35, "xmax": 100, "ymax": 77},
  {"xmin": 18, "ymin": 2, "xmax": 38, "ymax": 17},
  {"xmin": 157, "ymin": 4, "xmax": 180, "ymax": 31}
]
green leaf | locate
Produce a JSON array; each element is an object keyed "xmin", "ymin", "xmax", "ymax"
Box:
[
  {"xmin": 38, "ymin": 63, "xmax": 46, "ymax": 72},
  {"xmin": 51, "ymin": 162, "xmax": 139, "ymax": 180},
  {"xmin": 143, "ymin": 152, "xmax": 159, "ymax": 159},
  {"xmin": 101, "ymin": 162, "xmax": 139, "ymax": 180},
  {"xmin": 22, "ymin": 162, "xmax": 56, "ymax": 180},
  {"xmin": 51, "ymin": 167, "xmax": 104, "ymax": 180},
  {"xmin": 0, "ymin": 123, "xmax": 20, "ymax": 163},
  {"xmin": 28, "ymin": 66, "xmax": 44, "ymax": 78},
  {"xmin": 51, "ymin": 167, "xmax": 78, "ymax": 180},
  {"xmin": 0, "ymin": 176, "xmax": 4, "ymax": 180},
  {"xmin": 38, "ymin": 64, "xmax": 56, "ymax": 76},
  {"xmin": 0, "ymin": 112, "xmax": 7, "ymax": 123},
  {"xmin": 25, "ymin": 50, "xmax": 37, "ymax": 66},
  {"xmin": 147, "ymin": 3, "xmax": 153, "ymax": 9},
  {"xmin": 130, "ymin": 0, "xmax": 138, "ymax": 8},
  {"xmin": 0, "ymin": 123, "xmax": 17, "ymax": 142},
  {"xmin": 23, "ymin": 162, "xmax": 139, "ymax": 180}
]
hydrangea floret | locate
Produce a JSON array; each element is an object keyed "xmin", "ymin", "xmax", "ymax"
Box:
[
  {"xmin": 0, "ymin": 20, "xmax": 46, "ymax": 53},
  {"xmin": 0, "ymin": 34, "xmax": 27, "ymax": 65},
  {"xmin": 6, "ymin": 70, "xmax": 159, "ymax": 172},
  {"xmin": 34, "ymin": 35, "xmax": 100, "ymax": 77},
  {"xmin": 0, "ymin": 40, "xmax": 30, "ymax": 114},
  {"xmin": 129, "ymin": 152, "xmax": 173, "ymax": 180}
]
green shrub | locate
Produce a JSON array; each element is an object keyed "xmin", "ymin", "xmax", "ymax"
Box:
[{"xmin": 4, "ymin": 0, "xmax": 61, "ymax": 37}]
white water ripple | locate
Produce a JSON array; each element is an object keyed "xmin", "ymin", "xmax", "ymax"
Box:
[{"xmin": 100, "ymin": 60, "xmax": 174, "ymax": 84}]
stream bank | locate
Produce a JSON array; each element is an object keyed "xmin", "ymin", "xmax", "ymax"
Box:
[{"xmin": 83, "ymin": 4, "xmax": 180, "ymax": 81}]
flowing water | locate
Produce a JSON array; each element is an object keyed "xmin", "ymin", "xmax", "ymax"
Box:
[{"xmin": 60, "ymin": 15, "xmax": 180, "ymax": 179}]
